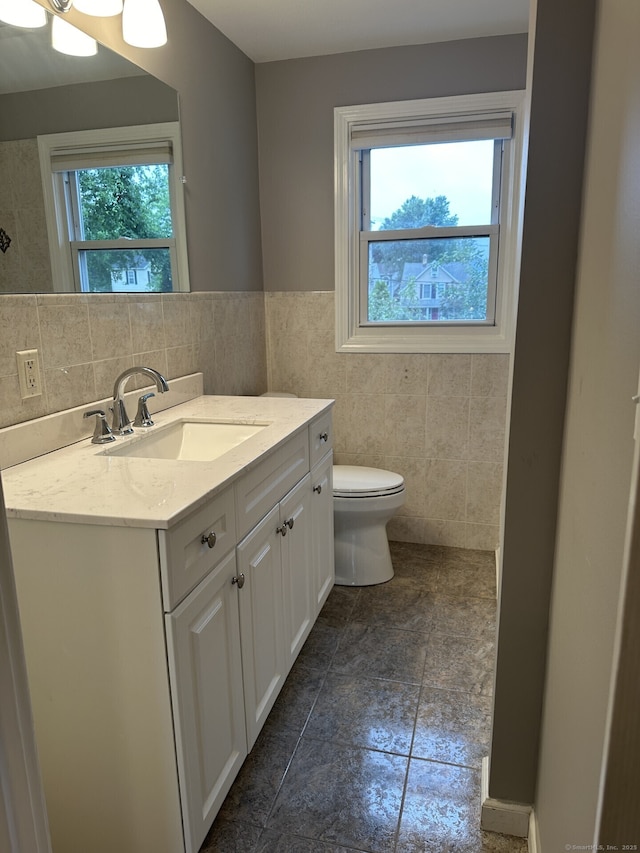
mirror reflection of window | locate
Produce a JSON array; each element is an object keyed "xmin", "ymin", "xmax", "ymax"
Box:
[
  {"xmin": 67, "ymin": 160, "xmax": 175, "ymax": 293},
  {"xmin": 39, "ymin": 123, "xmax": 189, "ymax": 293},
  {"xmin": 0, "ymin": 12, "xmax": 183, "ymax": 294}
]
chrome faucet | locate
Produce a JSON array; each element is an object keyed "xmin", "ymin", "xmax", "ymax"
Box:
[{"xmin": 111, "ymin": 366, "xmax": 169, "ymax": 435}]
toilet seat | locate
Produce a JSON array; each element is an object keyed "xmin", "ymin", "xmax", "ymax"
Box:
[{"xmin": 333, "ymin": 465, "xmax": 405, "ymax": 499}]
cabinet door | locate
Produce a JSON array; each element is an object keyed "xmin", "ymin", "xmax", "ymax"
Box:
[
  {"xmin": 280, "ymin": 473, "xmax": 314, "ymax": 672},
  {"xmin": 310, "ymin": 452, "xmax": 335, "ymax": 613},
  {"xmin": 236, "ymin": 504, "xmax": 286, "ymax": 750},
  {"xmin": 165, "ymin": 550, "xmax": 247, "ymax": 853}
]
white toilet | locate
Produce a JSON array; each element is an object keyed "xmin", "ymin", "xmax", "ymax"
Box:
[
  {"xmin": 260, "ymin": 393, "xmax": 405, "ymax": 586},
  {"xmin": 333, "ymin": 465, "xmax": 405, "ymax": 586}
]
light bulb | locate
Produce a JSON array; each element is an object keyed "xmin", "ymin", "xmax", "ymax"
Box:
[
  {"xmin": 0, "ymin": 0, "xmax": 47, "ymax": 28},
  {"xmin": 122, "ymin": 0, "xmax": 166, "ymax": 48},
  {"xmin": 73, "ymin": 0, "xmax": 123, "ymax": 16},
  {"xmin": 51, "ymin": 15, "xmax": 97, "ymax": 56}
]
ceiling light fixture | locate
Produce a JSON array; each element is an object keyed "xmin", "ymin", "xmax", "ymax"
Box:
[
  {"xmin": 51, "ymin": 13, "xmax": 97, "ymax": 55},
  {"xmin": 122, "ymin": 0, "xmax": 166, "ymax": 48},
  {"xmin": 0, "ymin": 0, "xmax": 47, "ymax": 28},
  {"xmin": 48, "ymin": 0, "xmax": 167, "ymax": 48}
]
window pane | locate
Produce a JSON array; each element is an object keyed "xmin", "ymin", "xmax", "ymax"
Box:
[
  {"xmin": 78, "ymin": 247, "xmax": 173, "ymax": 293},
  {"xmin": 369, "ymin": 140, "xmax": 495, "ymax": 229},
  {"xmin": 367, "ymin": 236, "xmax": 490, "ymax": 323},
  {"xmin": 77, "ymin": 165, "xmax": 173, "ymax": 240}
]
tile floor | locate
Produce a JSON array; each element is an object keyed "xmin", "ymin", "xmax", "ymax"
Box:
[{"xmin": 199, "ymin": 541, "xmax": 528, "ymax": 853}]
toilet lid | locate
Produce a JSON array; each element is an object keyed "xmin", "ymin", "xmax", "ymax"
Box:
[{"xmin": 333, "ymin": 465, "xmax": 405, "ymax": 498}]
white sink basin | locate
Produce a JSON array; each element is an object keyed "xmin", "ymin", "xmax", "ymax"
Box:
[{"xmin": 103, "ymin": 419, "xmax": 268, "ymax": 462}]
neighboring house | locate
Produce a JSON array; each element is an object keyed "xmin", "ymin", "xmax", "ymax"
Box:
[
  {"xmin": 110, "ymin": 256, "xmax": 153, "ymax": 291},
  {"xmin": 369, "ymin": 255, "xmax": 466, "ymax": 320}
]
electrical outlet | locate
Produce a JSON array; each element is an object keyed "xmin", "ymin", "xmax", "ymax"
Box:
[{"xmin": 16, "ymin": 349, "xmax": 42, "ymax": 399}]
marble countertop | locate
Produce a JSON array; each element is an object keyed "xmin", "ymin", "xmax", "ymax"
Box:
[{"xmin": 2, "ymin": 395, "xmax": 333, "ymax": 530}]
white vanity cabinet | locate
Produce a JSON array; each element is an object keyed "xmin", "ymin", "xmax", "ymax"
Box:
[
  {"xmin": 310, "ymin": 451, "xmax": 335, "ymax": 612},
  {"xmin": 279, "ymin": 473, "xmax": 314, "ymax": 671},
  {"xmin": 236, "ymin": 503, "xmax": 287, "ymax": 749},
  {"xmin": 164, "ymin": 550, "xmax": 247, "ymax": 853},
  {"xmin": 6, "ymin": 403, "xmax": 335, "ymax": 853},
  {"xmin": 237, "ymin": 472, "xmax": 314, "ymax": 749}
]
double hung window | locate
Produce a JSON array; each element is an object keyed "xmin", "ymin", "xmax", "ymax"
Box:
[
  {"xmin": 39, "ymin": 123, "xmax": 188, "ymax": 293},
  {"xmin": 335, "ymin": 92, "xmax": 526, "ymax": 352}
]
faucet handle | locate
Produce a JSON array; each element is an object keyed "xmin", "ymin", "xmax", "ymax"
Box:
[
  {"xmin": 133, "ymin": 392, "xmax": 156, "ymax": 428},
  {"xmin": 84, "ymin": 409, "xmax": 116, "ymax": 444}
]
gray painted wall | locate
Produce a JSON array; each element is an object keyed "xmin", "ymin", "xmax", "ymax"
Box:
[
  {"xmin": 255, "ymin": 34, "xmax": 527, "ymax": 293},
  {"xmin": 489, "ymin": 0, "xmax": 597, "ymax": 806},
  {"xmin": 41, "ymin": 0, "xmax": 264, "ymax": 293},
  {"xmin": 535, "ymin": 0, "xmax": 640, "ymax": 845},
  {"xmin": 0, "ymin": 76, "xmax": 178, "ymax": 142}
]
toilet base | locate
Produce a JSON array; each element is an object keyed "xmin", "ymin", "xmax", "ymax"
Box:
[{"xmin": 333, "ymin": 517, "xmax": 394, "ymax": 586}]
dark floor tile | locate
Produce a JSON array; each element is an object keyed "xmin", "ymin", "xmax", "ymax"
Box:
[
  {"xmin": 256, "ymin": 829, "xmax": 365, "ymax": 852},
  {"xmin": 440, "ymin": 547, "xmax": 495, "ymax": 570},
  {"xmin": 423, "ymin": 633, "xmax": 495, "ymax": 696},
  {"xmin": 318, "ymin": 585, "xmax": 361, "ymax": 628},
  {"xmin": 439, "ymin": 550, "xmax": 496, "ymax": 599},
  {"xmin": 411, "ymin": 687, "xmax": 492, "ymax": 769},
  {"xmin": 331, "ymin": 621, "xmax": 430, "ymax": 684},
  {"xmin": 204, "ymin": 542, "xmax": 504, "ymax": 853},
  {"xmin": 297, "ymin": 619, "xmax": 344, "ymax": 672},
  {"xmin": 396, "ymin": 758, "xmax": 482, "ymax": 852},
  {"xmin": 216, "ymin": 726, "xmax": 300, "ymax": 827},
  {"xmin": 267, "ymin": 737, "xmax": 407, "ymax": 853},
  {"xmin": 351, "ymin": 578, "xmax": 436, "ymax": 634},
  {"xmin": 480, "ymin": 830, "xmax": 529, "ymax": 852},
  {"xmin": 263, "ymin": 657, "xmax": 326, "ymax": 735},
  {"xmin": 304, "ymin": 671, "xmax": 420, "ymax": 755},
  {"xmin": 390, "ymin": 540, "xmax": 442, "ymax": 563},
  {"xmin": 200, "ymin": 817, "xmax": 262, "ymax": 852},
  {"xmin": 389, "ymin": 541, "xmax": 441, "ymax": 585},
  {"xmin": 431, "ymin": 593, "xmax": 497, "ymax": 639}
]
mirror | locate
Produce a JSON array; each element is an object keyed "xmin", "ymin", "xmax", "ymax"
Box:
[{"xmin": 0, "ymin": 13, "xmax": 181, "ymax": 294}]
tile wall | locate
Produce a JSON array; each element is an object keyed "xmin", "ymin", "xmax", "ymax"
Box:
[
  {"xmin": 0, "ymin": 292, "xmax": 267, "ymax": 429},
  {"xmin": 0, "ymin": 288, "xmax": 509, "ymax": 552},
  {"xmin": 265, "ymin": 291, "xmax": 510, "ymax": 551},
  {"xmin": 0, "ymin": 139, "xmax": 52, "ymax": 294}
]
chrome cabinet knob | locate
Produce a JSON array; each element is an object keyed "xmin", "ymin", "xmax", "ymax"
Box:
[
  {"xmin": 319, "ymin": 432, "xmax": 329, "ymax": 442},
  {"xmin": 276, "ymin": 518, "xmax": 294, "ymax": 536},
  {"xmin": 201, "ymin": 531, "xmax": 217, "ymax": 549},
  {"xmin": 232, "ymin": 573, "xmax": 245, "ymax": 589},
  {"xmin": 313, "ymin": 484, "xmax": 322, "ymax": 494}
]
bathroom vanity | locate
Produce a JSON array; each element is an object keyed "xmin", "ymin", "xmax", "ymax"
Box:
[{"xmin": 2, "ymin": 384, "xmax": 334, "ymax": 853}]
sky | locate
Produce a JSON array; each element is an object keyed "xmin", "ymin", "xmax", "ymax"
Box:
[{"xmin": 369, "ymin": 140, "xmax": 495, "ymax": 230}]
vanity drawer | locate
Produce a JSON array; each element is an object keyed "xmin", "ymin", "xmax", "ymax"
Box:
[
  {"xmin": 309, "ymin": 410, "xmax": 333, "ymax": 469},
  {"xmin": 235, "ymin": 431, "xmax": 310, "ymax": 539},
  {"xmin": 158, "ymin": 488, "xmax": 236, "ymax": 612}
]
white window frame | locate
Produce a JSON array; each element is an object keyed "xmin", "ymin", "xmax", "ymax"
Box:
[
  {"xmin": 334, "ymin": 91, "xmax": 527, "ymax": 353},
  {"xmin": 38, "ymin": 122, "xmax": 189, "ymax": 294}
]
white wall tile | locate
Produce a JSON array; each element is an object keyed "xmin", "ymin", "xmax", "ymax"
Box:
[
  {"xmin": 0, "ymin": 292, "xmax": 267, "ymax": 429},
  {"xmin": 265, "ymin": 291, "xmax": 511, "ymax": 552}
]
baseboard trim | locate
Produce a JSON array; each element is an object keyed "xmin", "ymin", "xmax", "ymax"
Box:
[
  {"xmin": 528, "ymin": 809, "xmax": 540, "ymax": 853},
  {"xmin": 481, "ymin": 757, "xmax": 532, "ymax": 838}
]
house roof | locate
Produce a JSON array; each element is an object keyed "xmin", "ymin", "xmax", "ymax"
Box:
[{"xmin": 401, "ymin": 260, "xmax": 465, "ymax": 284}]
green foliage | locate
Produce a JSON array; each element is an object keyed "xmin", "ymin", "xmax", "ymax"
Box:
[
  {"xmin": 370, "ymin": 193, "xmax": 489, "ymax": 322},
  {"xmin": 77, "ymin": 165, "xmax": 173, "ymax": 292},
  {"xmin": 368, "ymin": 277, "xmax": 423, "ymax": 322},
  {"xmin": 372, "ymin": 195, "xmax": 458, "ymax": 282},
  {"xmin": 437, "ymin": 240, "xmax": 488, "ymax": 321},
  {"xmin": 379, "ymin": 194, "xmax": 458, "ymax": 231}
]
